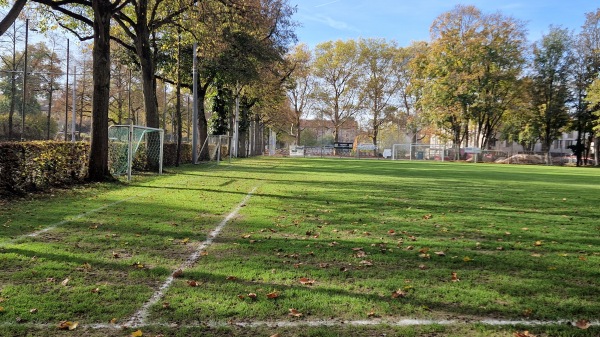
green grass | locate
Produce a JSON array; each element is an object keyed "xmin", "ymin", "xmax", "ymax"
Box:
[{"xmin": 0, "ymin": 158, "xmax": 599, "ymax": 336}]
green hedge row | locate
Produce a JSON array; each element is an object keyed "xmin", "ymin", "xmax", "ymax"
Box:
[
  {"xmin": 0, "ymin": 141, "xmax": 193, "ymax": 196},
  {"xmin": 0, "ymin": 141, "xmax": 89, "ymax": 196}
]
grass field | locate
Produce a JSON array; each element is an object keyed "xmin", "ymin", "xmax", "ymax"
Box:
[{"xmin": 0, "ymin": 157, "xmax": 599, "ymax": 337}]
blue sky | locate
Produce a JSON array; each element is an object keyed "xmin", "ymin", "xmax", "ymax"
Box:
[{"xmin": 293, "ymin": 0, "xmax": 600, "ymax": 47}]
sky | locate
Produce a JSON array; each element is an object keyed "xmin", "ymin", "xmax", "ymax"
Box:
[{"xmin": 292, "ymin": 0, "xmax": 600, "ymax": 48}]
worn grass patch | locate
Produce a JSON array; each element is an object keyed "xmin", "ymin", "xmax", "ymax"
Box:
[{"xmin": 1, "ymin": 158, "xmax": 599, "ymax": 336}]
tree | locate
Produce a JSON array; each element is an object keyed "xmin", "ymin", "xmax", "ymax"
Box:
[
  {"xmin": 313, "ymin": 39, "xmax": 363, "ymax": 145},
  {"xmin": 573, "ymin": 10, "xmax": 600, "ymax": 166},
  {"xmin": 530, "ymin": 27, "xmax": 573, "ymax": 163},
  {"xmin": 358, "ymin": 38, "xmax": 401, "ymax": 153},
  {"xmin": 285, "ymin": 43, "xmax": 313, "ymax": 145}
]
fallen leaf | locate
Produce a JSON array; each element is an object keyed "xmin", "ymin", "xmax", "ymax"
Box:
[
  {"xmin": 131, "ymin": 330, "xmax": 143, "ymax": 337},
  {"xmin": 248, "ymin": 293, "xmax": 257, "ymax": 300},
  {"xmin": 172, "ymin": 269, "xmax": 184, "ymax": 278},
  {"xmin": 434, "ymin": 251, "xmax": 446, "ymax": 256},
  {"xmin": 418, "ymin": 264, "xmax": 428, "ymax": 270},
  {"xmin": 162, "ymin": 302, "xmax": 170, "ymax": 309},
  {"xmin": 226, "ymin": 276, "xmax": 237, "ymax": 281},
  {"xmin": 318, "ymin": 263, "xmax": 330, "ymax": 268},
  {"xmin": 200, "ymin": 251, "xmax": 209, "ymax": 256},
  {"xmin": 391, "ymin": 290, "xmax": 407, "ymax": 298},
  {"xmin": 367, "ymin": 310, "xmax": 377, "ymax": 317},
  {"xmin": 575, "ymin": 319, "xmax": 590, "ymax": 329},
  {"xmin": 578, "ymin": 256, "xmax": 587, "ymax": 261},
  {"xmin": 418, "ymin": 247, "xmax": 430, "ymax": 254},
  {"xmin": 534, "ymin": 241, "xmax": 543, "ymax": 246},
  {"xmin": 451, "ymin": 272, "xmax": 460, "ymax": 282},
  {"xmin": 513, "ymin": 331, "xmax": 536, "ymax": 337},
  {"xmin": 388, "ymin": 229, "xmax": 396, "ymax": 235},
  {"xmin": 0, "ymin": 307, "xmax": 4, "ymax": 313},
  {"xmin": 422, "ymin": 214, "xmax": 433, "ymax": 220},
  {"xmin": 266, "ymin": 292, "xmax": 279, "ymax": 299},
  {"xmin": 30, "ymin": 308, "xmax": 37, "ymax": 314},
  {"xmin": 91, "ymin": 288, "xmax": 100, "ymax": 293},
  {"xmin": 359, "ymin": 260, "xmax": 373, "ymax": 266},
  {"xmin": 463, "ymin": 256, "xmax": 472, "ymax": 262},
  {"xmin": 187, "ymin": 280, "xmax": 199, "ymax": 287},
  {"xmin": 112, "ymin": 252, "xmax": 120, "ymax": 258},
  {"xmin": 61, "ymin": 278, "xmax": 70, "ymax": 286},
  {"xmin": 237, "ymin": 295, "xmax": 245, "ymax": 300},
  {"xmin": 57, "ymin": 321, "xmax": 78, "ymax": 330},
  {"xmin": 109, "ymin": 318, "xmax": 117, "ymax": 324},
  {"xmin": 531, "ymin": 253, "xmax": 542, "ymax": 257},
  {"xmin": 82, "ymin": 262, "xmax": 92, "ymax": 270},
  {"xmin": 288, "ymin": 308, "xmax": 302, "ymax": 317},
  {"xmin": 299, "ymin": 277, "xmax": 315, "ymax": 285},
  {"xmin": 181, "ymin": 238, "xmax": 189, "ymax": 245},
  {"xmin": 270, "ymin": 334, "xmax": 281, "ymax": 337},
  {"xmin": 242, "ymin": 234, "xmax": 251, "ymax": 239}
]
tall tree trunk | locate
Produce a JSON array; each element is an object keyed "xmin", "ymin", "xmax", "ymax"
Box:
[
  {"xmin": 135, "ymin": 2, "xmax": 159, "ymax": 129},
  {"xmin": 88, "ymin": 0, "xmax": 112, "ymax": 181}
]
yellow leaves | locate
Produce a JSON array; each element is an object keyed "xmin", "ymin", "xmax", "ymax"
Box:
[
  {"xmin": 462, "ymin": 256, "xmax": 472, "ymax": 262},
  {"xmin": 132, "ymin": 262, "xmax": 145, "ymax": 269},
  {"xmin": 57, "ymin": 321, "xmax": 79, "ymax": 330},
  {"xmin": 533, "ymin": 241, "xmax": 543, "ymax": 247},
  {"xmin": 131, "ymin": 329, "xmax": 143, "ymax": 337},
  {"xmin": 0, "ymin": 306, "xmax": 4, "ymax": 313},
  {"xmin": 288, "ymin": 308, "xmax": 302, "ymax": 317},
  {"xmin": 514, "ymin": 331, "xmax": 536, "ymax": 337}
]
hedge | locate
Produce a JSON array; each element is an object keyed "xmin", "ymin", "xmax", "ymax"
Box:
[{"xmin": 0, "ymin": 141, "xmax": 193, "ymax": 196}]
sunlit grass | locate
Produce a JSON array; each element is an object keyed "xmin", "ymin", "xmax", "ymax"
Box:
[{"xmin": 1, "ymin": 158, "xmax": 599, "ymax": 336}]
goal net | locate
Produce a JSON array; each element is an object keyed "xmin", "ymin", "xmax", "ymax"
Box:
[
  {"xmin": 198, "ymin": 135, "xmax": 229, "ymax": 163},
  {"xmin": 108, "ymin": 125, "xmax": 164, "ymax": 180},
  {"xmin": 392, "ymin": 144, "xmax": 447, "ymax": 161}
]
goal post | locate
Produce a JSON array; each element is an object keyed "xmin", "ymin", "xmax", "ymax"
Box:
[
  {"xmin": 108, "ymin": 124, "xmax": 164, "ymax": 181},
  {"xmin": 198, "ymin": 135, "xmax": 229, "ymax": 164}
]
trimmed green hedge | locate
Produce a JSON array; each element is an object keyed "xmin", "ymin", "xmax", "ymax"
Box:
[
  {"xmin": 0, "ymin": 141, "xmax": 194, "ymax": 196},
  {"xmin": 0, "ymin": 141, "xmax": 89, "ymax": 196}
]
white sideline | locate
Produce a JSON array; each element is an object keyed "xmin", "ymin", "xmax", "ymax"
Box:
[
  {"xmin": 124, "ymin": 186, "xmax": 259, "ymax": 328},
  {"xmin": 0, "ymin": 196, "xmax": 137, "ymax": 245},
  {"xmin": 3, "ymin": 318, "xmax": 597, "ymax": 331}
]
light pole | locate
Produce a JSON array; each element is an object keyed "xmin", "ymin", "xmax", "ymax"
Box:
[
  {"xmin": 20, "ymin": 18, "xmax": 28, "ymax": 140},
  {"xmin": 64, "ymin": 38, "xmax": 69, "ymax": 141}
]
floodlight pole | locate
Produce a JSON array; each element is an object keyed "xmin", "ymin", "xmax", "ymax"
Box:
[
  {"xmin": 192, "ymin": 43, "xmax": 198, "ymax": 164},
  {"xmin": 64, "ymin": 39, "xmax": 69, "ymax": 141},
  {"xmin": 71, "ymin": 65, "xmax": 76, "ymax": 141},
  {"xmin": 21, "ymin": 18, "xmax": 28, "ymax": 140}
]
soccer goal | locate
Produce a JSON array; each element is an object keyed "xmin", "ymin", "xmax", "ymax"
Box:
[
  {"xmin": 108, "ymin": 125, "xmax": 164, "ymax": 181},
  {"xmin": 391, "ymin": 143, "xmax": 447, "ymax": 161},
  {"xmin": 198, "ymin": 135, "xmax": 229, "ymax": 164}
]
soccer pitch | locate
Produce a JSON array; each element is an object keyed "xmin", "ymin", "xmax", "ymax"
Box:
[{"xmin": 0, "ymin": 157, "xmax": 598, "ymax": 336}]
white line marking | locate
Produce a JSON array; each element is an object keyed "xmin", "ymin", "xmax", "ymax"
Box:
[
  {"xmin": 3, "ymin": 318, "xmax": 598, "ymax": 331},
  {"xmin": 124, "ymin": 186, "xmax": 259, "ymax": 328},
  {"xmin": 0, "ymin": 197, "xmax": 136, "ymax": 246}
]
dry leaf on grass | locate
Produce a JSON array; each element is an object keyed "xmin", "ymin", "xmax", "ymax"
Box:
[
  {"xmin": 61, "ymin": 278, "xmax": 70, "ymax": 286},
  {"xmin": 172, "ymin": 269, "xmax": 184, "ymax": 278},
  {"xmin": 57, "ymin": 321, "xmax": 78, "ymax": 330},
  {"xmin": 451, "ymin": 272, "xmax": 460, "ymax": 282},
  {"xmin": 187, "ymin": 280, "xmax": 199, "ymax": 287},
  {"xmin": 131, "ymin": 330, "xmax": 143, "ymax": 337},
  {"xmin": 513, "ymin": 331, "xmax": 536, "ymax": 337},
  {"xmin": 288, "ymin": 308, "xmax": 302, "ymax": 317},
  {"xmin": 226, "ymin": 276, "xmax": 237, "ymax": 281},
  {"xmin": 266, "ymin": 292, "xmax": 279, "ymax": 299},
  {"xmin": 575, "ymin": 319, "xmax": 591, "ymax": 329},
  {"xmin": 391, "ymin": 290, "xmax": 407, "ymax": 298},
  {"xmin": 248, "ymin": 293, "xmax": 257, "ymax": 300},
  {"xmin": 299, "ymin": 277, "xmax": 315, "ymax": 285}
]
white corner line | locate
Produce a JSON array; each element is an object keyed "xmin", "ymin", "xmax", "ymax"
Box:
[
  {"xmin": 0, "ymin": 196, "xmax": 137, "ymax": 247},
  {"xmin": 124, "ymin": 186, "xmax": 259, "ymax": 328}
]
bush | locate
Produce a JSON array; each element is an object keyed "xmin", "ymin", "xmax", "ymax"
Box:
[{"xmin": 0, "ymin": 141, "xmax": 88, "ymax": 196}]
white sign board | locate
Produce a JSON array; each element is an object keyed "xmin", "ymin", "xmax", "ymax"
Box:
[
  {"xmin": 383, "ymin": 149, "xmax": 392, "ymax": 158},
  {"xmin": 464, "ymin": 147, "xmax": 481, "ymax": 154},
  {"xmin": 357, "ymin": 144, "xmax": 377, "ymax": 151}
]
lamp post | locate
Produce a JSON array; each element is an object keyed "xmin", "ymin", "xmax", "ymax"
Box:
[{"xmin": 64, "ymin": 39, "xmax": 69, "ymax": 141}]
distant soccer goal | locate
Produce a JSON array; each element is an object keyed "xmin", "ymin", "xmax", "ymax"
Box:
[
  {"xmin": 108, "ymin": 125, "xmax": 164, "ymax": 181},
  {"xmin": 391, "ymin": 144, "xmax": 447, "ymax": 161},
  {"xmin": 198, "ymin": 135, "xmax": 229, "ymax": 164}
]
